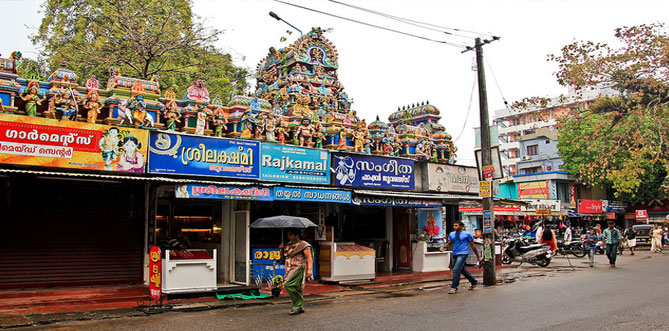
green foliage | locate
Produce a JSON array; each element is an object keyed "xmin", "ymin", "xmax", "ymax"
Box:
[
  {"xmin": 553, "ymin": 23, "xmax": 669, "ymax": 204},
  {"xmin": 31, "ymin": 0, "xmax": 249, "ymax": 102}
]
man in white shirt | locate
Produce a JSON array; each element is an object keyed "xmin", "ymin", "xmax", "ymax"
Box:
[
  {"xmin": 564, "ymin": 225, "xmax": 573, "ymax": 244},
  {"xmin": 535, "ymin": 223, "xmax": 543, "ymax": 243}
]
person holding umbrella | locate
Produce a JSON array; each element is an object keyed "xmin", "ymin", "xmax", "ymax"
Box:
[{"xmin": 279, "ymin": 228, "xmax": 313, "ymax": 315}]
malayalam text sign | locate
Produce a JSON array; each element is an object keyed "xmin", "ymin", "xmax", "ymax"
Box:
[
  {"xmin": 148, "ymin": 132, "xmax": 259, "ymax": 179},
  {"xmin": 0, "ymin": 113, "xmax": 148, "ymax": 172},
  {"xmin": 272, "ymin": 187, "xmax": 350, "ymax": 203},
  {"xmin": 175, "ymin": 184, "xmax": 272, "ymax": 201},
  {"xmin": 332, "ymin": 153, "xmax": 414, "ymax": 189}
]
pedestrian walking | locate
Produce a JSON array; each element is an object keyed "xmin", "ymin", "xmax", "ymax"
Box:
[
  {"xmin": 601, "ymin": 221, "xmax": 623, "ymax": 267},
  {"xmin": 440, "ymin": 220, "xmax": 482, "ymax": 294},
  {"xmin": 535, "ymin": 222, "xmax": 544, "ymax": 243},
  {"xmin": 279, "ymin": 228, "xmax": 313, "ymax": 315},
  {"xmin": 623, "ymin": 225, "xmax": 636, "ymax": 255},
  {"xmin": 650, "ymin": 224, "xmax": 663, "ymax": 253},
  {"xmin": 584, "ymin": 228, "xmax": 598, "ymax": 267}
]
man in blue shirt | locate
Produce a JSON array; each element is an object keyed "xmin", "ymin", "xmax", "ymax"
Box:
[
  {"xmin": 440, "ymin": 220, "xmax": 482, "ymax": 294},
  {"xmin": 602, "ymin": 221, "xmax": 623, "ymax": 267}
]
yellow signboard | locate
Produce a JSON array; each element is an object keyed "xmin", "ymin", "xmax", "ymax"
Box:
[
  {"xmin": 0, "ymin": 113, "xmax": 149, "ymax": 173},
  {"xmin": 479, "ymin": 181, "xmax": 492, "ymax": 198}
]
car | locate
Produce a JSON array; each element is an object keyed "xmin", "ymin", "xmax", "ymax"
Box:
[{"xmin": 633, "ymin": 224, "xmax": 654, "ymax": 247}]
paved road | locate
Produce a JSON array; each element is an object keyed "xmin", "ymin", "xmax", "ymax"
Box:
[{"xmin": 33, "ymin": 251, "xmax": 669, "ymax": 331}]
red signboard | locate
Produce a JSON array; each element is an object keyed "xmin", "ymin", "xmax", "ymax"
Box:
[
  {"xmin": 635, "ymin": 209, "xmax": 648, "ymax": 220},
  {"xmin": 604, "ymin": 212, "xmax": 616, "ymax": 220},
  {"xmin": 577, "ymin": 199, "xmax": 602, "ymax": 214},
  {"xmin": 149, "ymin": 246, "xmax": 162, "ymax": 301},
  {"xmin": 482, "ymin": 165, "xmax": 494, "ymax": 180}
]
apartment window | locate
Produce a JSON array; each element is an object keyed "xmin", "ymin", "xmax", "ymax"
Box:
[
  {"xmin": 524, "ymin": 167, "xmax": 540, "ymax": 174},
  {"xmin": 527, "ymin": 144, "xmax": 538, "ymax": 156}
]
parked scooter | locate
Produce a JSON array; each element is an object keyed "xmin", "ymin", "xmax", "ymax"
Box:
[
  {"xmin": 555, "ymin": 240, "xmax": 587, "ymax": 258},
  {"xmin": 502, "ymin": 238, "xmax": 552, "ymax": 267}
]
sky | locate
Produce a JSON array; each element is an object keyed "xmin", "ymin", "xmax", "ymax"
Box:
[{"xmin": 3, "ymin": 0, "xmax": 667, "ymax": 165}]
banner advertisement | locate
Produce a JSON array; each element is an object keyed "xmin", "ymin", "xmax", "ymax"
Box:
[
  {"xmin": 0, "ymin": 113, "xmax": 149, "ymax": 172},
  {"xmin": 417, "ymin": 208, "xmax": 445, "ymax": 241},
  {"xmin": 251, "ymin": 248, "xmax": 317, "ymax": 280},
  {"xmin": 518, "ymin": 181, "xmax": 550, "ymax": 199},
  {"xmin": 602, "ymin": 200, "xmax": 627, "ymax": 213},
  {"xmin": 520, "ymin": 200, "xmax": 562, "ymax": 213},
  {"xmin": 577, "ymin": 199, "xmax": 603, "ymax": 214},
  {"xmin": 351, "ymin": 195, "xmax": 442, "ymax": 208},
  {"xmin": 426, "ymin": 163, "xmax": 479, "ymax": 193},
  {"xmin": 569, "ymin": 183, "xmax": 576, "ymax": 208},
  {"xmin": 332, "ymin": 153, "xmax": 415, "ymax": 189},
  {"xmin": 273, "ymin": 187, "xmax": 351, "ymax": 204},
  {"xmin": 479, "ymin": 181, "xmax": 492, "ymax": 198},
  {"xmin": 261, "ymin": 144, "xmax": 330, "ymax": 184},
  {"xmin": 149, "ymin": 246, "xmax": 162, "ymax": 300},
  {"xmin": 175, "ymin": 184, "xmax": 272, "ymax": 201},
  {"xmin": 148, "ymin": 132, "xmax": 260, "ymax": 179}
]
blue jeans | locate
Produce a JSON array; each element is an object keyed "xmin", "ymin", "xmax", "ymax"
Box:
[
  {"xmin": 605, "ymin": 243, "xmax": 618, "ymax": 265},
  {"xmin": 451, "ymin": 254, "xmax": 477, "ymax": 290}
]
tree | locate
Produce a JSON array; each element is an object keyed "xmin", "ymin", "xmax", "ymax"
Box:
[
  {"xmin": 550, "ymin": 23, "xmax": 669, "ymax": 204},
  {"xmin": 31, "ymin": 0, "xmax": 249, "ymax": 101}
]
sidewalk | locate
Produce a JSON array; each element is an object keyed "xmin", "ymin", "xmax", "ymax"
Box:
[{"xmin": 0, "ymin": 266, "xmax": 511, "ymax": 329}]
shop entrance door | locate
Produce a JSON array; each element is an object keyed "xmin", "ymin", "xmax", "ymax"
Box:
[
  {"xmin": 232, "ymin": 211, "xmax": 250, "ymax": 285},
  {"xmin": 394, "ymin": 208, "xmax": 412, "ymax": 271}
]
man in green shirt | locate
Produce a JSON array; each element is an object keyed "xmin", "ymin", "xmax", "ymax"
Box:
[{"xmin": 602, "ymin": 221, "xmax": 623, "ymax": 267}]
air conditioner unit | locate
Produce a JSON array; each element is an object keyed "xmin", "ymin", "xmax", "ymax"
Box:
[{"xmin": 521, "ymin": 156, "xmax": 531, "ymax": 161}]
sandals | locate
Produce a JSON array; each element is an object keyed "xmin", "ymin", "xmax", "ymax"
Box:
[
  {"xmin": 289, "ymin": 308, "xmax": 305, "ymax": 315},
  {"xmin": 448, "ymin": 288, "xmax": 457, "ymax": 294},
  {"xmin": 469, "ymin": 282, "xmax": 478, "ymax": 290}
]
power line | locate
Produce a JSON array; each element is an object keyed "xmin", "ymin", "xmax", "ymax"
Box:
[
  {"xmin": 484, "ymin": 56, "xmax": 510, "ymax": 110},
  {"xmin": 273, "ymin": 0, "xmax": 468, "ymax": 49},
  {"xmin": 454, "ymin": 74, "xmax": 477, "ymax": 143},
  {"xmin": 328, "ymin": 0, "xmax": 477, "ymax": 39}
]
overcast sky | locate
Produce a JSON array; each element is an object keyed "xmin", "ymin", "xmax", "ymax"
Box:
[{"xmin": 4, "ymin": 0, "xmax": 667, "ymax": 165}]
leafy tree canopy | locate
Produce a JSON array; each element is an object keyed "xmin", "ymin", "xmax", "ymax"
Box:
[
  {"xmin": 30, "ymin": 0, "xmax": 249, "ymax": 102},
  {"xmin": 551, "ymin": 23, "xmax": 669, "ymax": 204}
]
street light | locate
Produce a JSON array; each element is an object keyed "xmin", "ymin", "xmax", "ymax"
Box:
[{"xmin": 269, "ymin": 11, "xmax": 303, "ymax": 36}]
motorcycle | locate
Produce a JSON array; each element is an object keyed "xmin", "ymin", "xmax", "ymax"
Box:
[
  {"xmin": 502, "ymin": 238, "xmax": 552, "ymax": 267},
  {"xmin": 555, "ymin": 240, "xmax": 587, "ymax": 258}
]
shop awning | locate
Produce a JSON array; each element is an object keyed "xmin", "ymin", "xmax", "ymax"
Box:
[
  {"xmin": 0, "ymin": 168, "xmax": 275, "ymax": 186},
  {"xmin": 353, "ymin": 189, "xmax": 478, "ymax": 201},
  {"xmin": 568, "ymin": 213, "xmax": 582, "ymax": 217}
]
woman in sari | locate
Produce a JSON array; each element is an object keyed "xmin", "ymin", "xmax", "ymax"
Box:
[
  {"xmin": 651, "ymin": 224, "xmax": 663, "ymax": 253},
  {"xmin": 279, "ymin": 228, "xmax": 313, "ymax": 315}
]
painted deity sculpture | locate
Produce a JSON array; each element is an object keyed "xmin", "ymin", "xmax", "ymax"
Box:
[
  {"xmin": 194, "ymin": 102, "xmax": 209, "ymax": 135},
  {"xmin": 125, "ymin": 94, "xmax": 148, "ymax": 127},
  {"xmin": 212, "ymin": 107, "xmax": 228, "ymax": 137},
  {"xmin": 163, "ymin": 100, "xmax": 181, "ymax": 132},
  {"xmin": 21, "ymin": 81, "xmax": 45, "ymax": 116},
  {"xmin": 264, "ymin": 113, "xmax": 278, "ymax": 141},
  {"xmin": 254, "ymin": 114, "xmax": 265, "ymax": 139},
  {"xmin": 353, "ymin": 126, "xmax": 366, "ymax": 152},
  {"xmin": 297, "ymin": 118, "xmax": 314, "ymax": 147},
  {"xmin": 83, "ymin": 90, "xmax": 103, "ymax": 123},
  {"xmin": 85, "ymin": 75, "xmax": 99, "ymax": 90},
  {"xmin": 56, "ymin": 91, "xmax": 77, "ymax": 120},
  {"xmin": 186, "ymin": 79, "xmax": 210, "ymax": 102}
]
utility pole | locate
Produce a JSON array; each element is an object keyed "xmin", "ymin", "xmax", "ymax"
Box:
[{"xmin": 464, "ymin": 36, "xmax": 499, "ymax": 287}]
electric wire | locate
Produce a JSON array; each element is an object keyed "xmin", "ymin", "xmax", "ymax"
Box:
[
  {"xmin": 485, "ymin": 56, "xmax": 510, "ymax": 110},
  {"xmin": 329, "ymin": 0, "xmax": 495, "ymax": 38},
  {"xmin": 454, "ymin": 75, "xmax": 477, "ymax": 143},
  {"xmin": 273, "ymin": 0, "xmax": 468, "ymax": 49},
  {"xmin": 328, "ymin": 0, "xmax": 476, "ymax": 39}
]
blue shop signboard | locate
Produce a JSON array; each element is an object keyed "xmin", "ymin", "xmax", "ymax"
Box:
[
  {"xmin": 175, "ymin": 184, "xmax": 273, "ymax": 201},
  {"xmin": 148, "ymin": 132, "xmax": 260, "ymax": 179},
  {"xmin": 273, "ymin": 187, "xmax": 351, "ymax": 204},
  {"xmin": 251, "ymin": 248, "xmax": 318, "ymax": 280},
  {"xmin": 331, "ymin": 153, "xmax": 415, "ymax": 189},
  {"xmin": 261, "ymin": 144, "xmax": 330, "ymax": 184}
]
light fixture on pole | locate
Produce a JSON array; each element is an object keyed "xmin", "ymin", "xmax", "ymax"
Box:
[{"xmin": 269, "ymin": 11, "xmax": 303, "ymax": 36}]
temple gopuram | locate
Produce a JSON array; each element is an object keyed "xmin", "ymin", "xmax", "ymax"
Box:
[{"xmin": 0, "ymin": 27, "xmax": 456, "ymax": 163}]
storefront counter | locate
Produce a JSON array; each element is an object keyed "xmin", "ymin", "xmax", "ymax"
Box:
[
  {"xmin": 411, "ymin": 242, "xmax": 451, "ymax": 272},
  {"xmin": 162, "ymin": 249, "xmax": 217, "ymax": 294},
  {"xmin": 319, "ymin": 242, "xmax": 375, "ymax": 282}
]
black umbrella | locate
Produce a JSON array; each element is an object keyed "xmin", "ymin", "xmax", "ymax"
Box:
[{"xmin": 250, "ymin": 215, "xmax": 317, "ymax": 229}]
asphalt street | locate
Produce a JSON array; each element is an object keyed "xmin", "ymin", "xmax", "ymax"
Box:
[{"xmin": 31, "ymin": 250, "xmax": 669, "ymax": 331}]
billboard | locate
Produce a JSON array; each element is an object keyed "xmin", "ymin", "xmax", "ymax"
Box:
[
  {"xmin": 518, "ymin": 181, "xmax": 550, "ymax": 199},
  {"xmin": 148, "ymin": 132, "xmax": 260, "ymax": 179},
  {"xmin": 331, "ymin": 153, "xmax": 414, "ymax": 190},
  {"xmin": 0, "ymin": 113, "xmax": 148, "ymax": 173},
  {"xmin": 425, "ymin": 163, "xmax": 479, "ymax": 193},
  {"xmin": 260, "ymin": 144, "xmax": 330, "ymax": 184}
]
